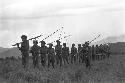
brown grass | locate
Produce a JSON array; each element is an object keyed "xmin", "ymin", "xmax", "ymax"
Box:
[{"xmin": 0, "ymin": 54, "xmax": 125, "ymax": 83}]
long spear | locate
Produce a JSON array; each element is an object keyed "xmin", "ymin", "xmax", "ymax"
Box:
[
  {"xmin": 89, "ymin": 34, "xmax": 101, "ymax": 44},
  {"xmin": 74, "ymin": 34, "xmax": 101, "ymax": 56},
  {"xmin": 12, "ymin": 34, "xmax": 43, "ymax": 46},
  {"xmin": 39, "ymin": 27, "xmax": 63, "ymax": 43},
  {"xmin": 47, "ymin": 35, "xmax": 71, "ymax": 45}
]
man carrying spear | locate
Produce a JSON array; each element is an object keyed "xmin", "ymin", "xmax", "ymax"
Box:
[
  {"xmin": 13, "ymin": 34, "xmax": 42, "ymax": 68},
  {"xmin": 16, "ymin": 35, "xmax": 29, "ymax": 68}
]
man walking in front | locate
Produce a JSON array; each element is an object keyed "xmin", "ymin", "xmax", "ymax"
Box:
[{"xmin": 17, "ymin": 35, "xmax": 29, "ymax": 68}]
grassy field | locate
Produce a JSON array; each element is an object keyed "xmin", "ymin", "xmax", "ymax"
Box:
[{"xmin": 0, "ymin": 54, "xmax": 125, "ymax": 83}]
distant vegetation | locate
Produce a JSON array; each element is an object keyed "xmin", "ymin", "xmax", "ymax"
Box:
[
  {"xmin": 0, "ymin": 47, "xmax": 9, "ymax": 53},
  {"xmin": 109, "ymin": 42, "xmax": 125, "ymax": 55}
]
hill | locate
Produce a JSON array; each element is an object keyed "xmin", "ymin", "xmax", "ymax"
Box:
[
  {"xmin": 0, "ymin": 48, "xmax": 21, "ymax": 58},
  {"xmin": 0, "ymin": 47, "xmax": 9, "ymax": 53},
  {"xmin": 90, "ymin": 34, "xmax": 125, "ymax": 54},
  {"xmin": 92, "ymin": 34, "xmax": 125, "ymax": 45},
  {"xmin": 109, "ymin": 42, "xmax": 125, "ymax": 54}
]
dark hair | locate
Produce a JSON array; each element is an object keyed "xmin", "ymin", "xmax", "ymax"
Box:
[
  {"xmin": 63, "ymin": 43, "xmax": 66, "ymax": 45},
  {"xmin": 56, "ymin": 40, "xmax": 61, "ymax": 43},
  {"xmin": 21, "ymin": 35, "xmax": 27, "ymax": 39},
  {"xmin": 33, "ymin": 40, "xmax": 38, "ymax": 44},
  {"xmin": 72, "ymin": 43, "xmax": 75, "ymax": 46},
  {"xmin": 41, "ymin": 41, "xmax": 46, "ymax": 44},
  {"xmin": 48, "ymin": 43, "xmax": 53, "ymax": 46}
]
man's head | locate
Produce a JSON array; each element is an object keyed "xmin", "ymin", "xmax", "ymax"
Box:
[
  {"xmin": 96, "ymin": 45, "xmax": 98, "ymax": 47},
  {"xmin": 33, "ymin": 40, "xmax": 38, "ymax": 45},
  {"xmin": 63, "ymin": 43, "xmax": 66, "ymax": 47},
  {"xmin": 85, "ymin": 41, "xmax": 89, "ymax": 46},
  {"xmin": 41, "ymin": 41, "xmax": 46, "ymax": 46},
  {"xmin": 21, "ymin": 35, "xmax": 27, "ymax": 41},
  {"xmin": 82, "ymin": 44, "xmax": 85, "ymax": 47},
  {"xmin": 72, "ymin": 43, "xmax": 75, "ymax": 47},
  {"xmin": 48, "ymin": 43, "xmax": 53, "ymax": 48},
  {"xmin": 56, "ymin": 40, "xmax": 61, "ymax": 45},
  {"xmin": 78, "ymin": 44, "xmax": 81, "ymax": 47}
]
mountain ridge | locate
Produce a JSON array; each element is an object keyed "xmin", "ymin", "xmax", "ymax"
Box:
[
  {"xmin": 0, "ymin": 47, "xmax": 9, "ymax": 53},
  {"xmin": 91, "ymin": 34, "xmax": 125, "ymax": 45}
]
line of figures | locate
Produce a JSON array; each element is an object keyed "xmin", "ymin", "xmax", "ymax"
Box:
[{"xmin": 16, "ymin": 35, "xmax": 110, "ymax": 69}]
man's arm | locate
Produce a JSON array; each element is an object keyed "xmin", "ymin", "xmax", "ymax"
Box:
[
  {"xmin": 26, "ymin": 40, "xmax": 30, "ymax": 51},
  {"xmin": 53, "ymin": 48, "xmax": 55, "ymax": 55},
  {"xmin": 16, "ymin": 43, "xmax": 21, "ymax": 50},
  {"xmin": 29, "ymin": 47, "xmax": 33, "ymax": 53}
]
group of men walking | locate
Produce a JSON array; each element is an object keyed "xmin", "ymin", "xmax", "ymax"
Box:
[{"xmin": 16, "ymin": 35, "xmax": 110, "ymax": 69}]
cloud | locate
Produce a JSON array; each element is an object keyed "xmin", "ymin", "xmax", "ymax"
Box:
[
  {"xmin": 0, "ymin": 0, "xmax": 124, "ymax": 47},
  {"xmin": 1, "ymin": 0, "xmax": 123, "ymax": 19}
]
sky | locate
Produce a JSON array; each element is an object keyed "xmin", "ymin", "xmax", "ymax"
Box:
[{"xmin": 0, "ymin": 0, "xmax": 125, "ymax": 48}]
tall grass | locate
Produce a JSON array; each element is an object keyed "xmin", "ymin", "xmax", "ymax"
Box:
[{"xmin": 0, "ymin": 54, "xmax": 125, "ymax": 83}]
